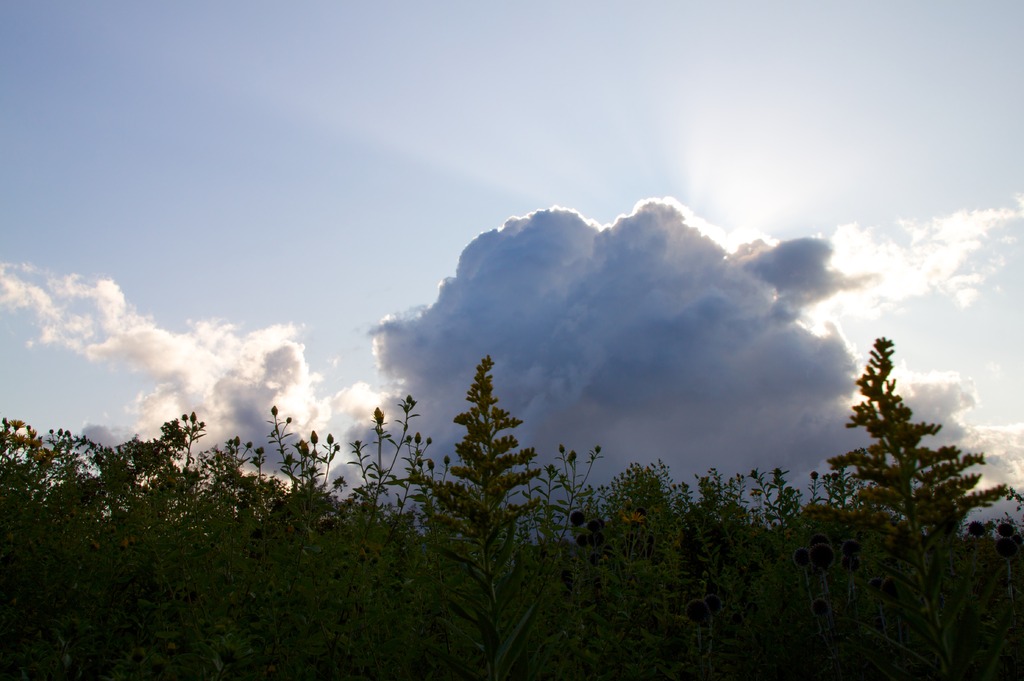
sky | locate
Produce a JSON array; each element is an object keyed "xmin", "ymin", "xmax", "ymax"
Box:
[{"xmin": 2, "ymin": 3, "xmax": 1023, "ymax": 490}]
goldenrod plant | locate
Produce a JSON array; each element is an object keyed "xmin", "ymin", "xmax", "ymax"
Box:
[
  {"xmin": 413, "ymin": 356, "xmax": 545, "ymax": 681},
  {"xmin": 809, "ymin": 337, "xmax": 1010, "ymax": 680}
]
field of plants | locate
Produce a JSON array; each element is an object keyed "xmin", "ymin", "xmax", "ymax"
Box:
[{"xmin": 1, "ymin": 338, "xmax": 1021, "ymax": 680}]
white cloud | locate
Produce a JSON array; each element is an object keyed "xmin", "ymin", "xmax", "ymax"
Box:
[
  {"xmin": 820, "ymin": 200, "xmax": 1023, "ymax": 320},
  {"xmin": 888, "ymin": 363, "xmax": 978, "ymax": 442},
  {"xmin": 886, "ymin": 363, "xmax": 1024, "ymax": 495},
  {"xmin": 967, "ymin": 424, "xmax": 1024, "ymax": 493},
  {"xmin": 332, "ymin": 381, "xmax": 386, "ymax": 423},
  {"xmin": 0, "ymin": 263, "xmax": 334, "ymax": 450}
]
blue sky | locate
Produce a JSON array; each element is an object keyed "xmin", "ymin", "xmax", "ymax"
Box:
[{"xmin": 2, "ymin": 3, "xmax": 1023, "ymax": 486}]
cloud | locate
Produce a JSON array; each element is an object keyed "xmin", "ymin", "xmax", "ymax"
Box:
[
  {"xmin": 332, "ymin": 381, "xmax": 387, "ymax": 423},
  {"xmin": 968, "ymin": 424, "xmax": 1024, "ymax": 494},
  {"xmin": 80, "ymin": 423, "xmax": 136, "ymax": 449},
  {"xmin": 819, "ymin": 200, "xmax": 1023, "ymax": 320},
  {"xmin": 370, "ymin": 199, "xmax": 870, "ymax": 478},
  {"xmin": 885, "ymin": 363, "xmax": 1023, "ymax": 495},
  {"xmin": 0, "ymin": 263, "xmax": 332, "ymax": 450},
  {"xmin": 5, "ymin": 196, "xmax": 1019, "ymax": 489},
  {"xmin": 369, "ymin": 197, "xmax": 1024, "ymax": 483}
]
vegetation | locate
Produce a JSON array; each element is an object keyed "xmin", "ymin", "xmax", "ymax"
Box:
[{"xmin": 1, "ymin": 338, "xmax": 1021, "ymax": 679}]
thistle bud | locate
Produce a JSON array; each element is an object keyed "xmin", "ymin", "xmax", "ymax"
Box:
[{"xmin": 686, "ymin": 599, "xmax": 711, "ymax": 624}]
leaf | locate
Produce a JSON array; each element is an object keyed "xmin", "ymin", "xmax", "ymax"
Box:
[
  {"xmin": 494, "ymin": 603, "xmax": 539, "ymax": 681},
  {"xmin": 427, "ymin": 645, "xmax": 482, "ymax": 681},
  {"xmin": 445, "ymin": 598, "xmax": 480, "ymax": 628},
  {"xmin": 974, "ymin": 606, "xmax": 1013, "ymax": 681},
  {"xmin": 494, "ymin": 556, "xmax": 527, "ymax": 615},
  {"xmin": 847, "ymin": 638, "xmax": 920, "ymax": 681},
  {"xmin": 947, "ymin": 602, "xmax": 981, "ymax": 680}
]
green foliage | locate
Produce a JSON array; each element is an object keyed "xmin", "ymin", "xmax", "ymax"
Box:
[
  {"xmin": 420, "ymin": 356, "xmax": 540, "ymax": 541},
  {"xmin": 1, "ymin": 338, "xmax": 1022, "ymax": 679},
  {"xmin": 415, "ymin": 356, "xmax": 544, "ymax": 681},
  {"xmin": 816, "ymin": 338, "xmax": 1005, "ymax": 546},
  {"xmin": 748, "ymin": 467, "xmax": 803, "ymax": 528},
  {"xmin": 809, "ymin": 337, "xmax": 1012, "ymax": 680}
]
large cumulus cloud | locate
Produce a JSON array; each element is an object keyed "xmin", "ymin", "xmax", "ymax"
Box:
[{"xmin": 372, "ymin": 199, "xmax": 868, "ymax": 477}]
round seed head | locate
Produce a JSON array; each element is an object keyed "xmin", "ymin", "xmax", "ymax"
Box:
[
  {"xmin": 569, "ymin": 510, "xmax": 586, "ymax": 527},
  {"xmin": 881, "ymin": 577, "xmax": 898, "ymax": 599},
  {"xmin": 587, "ymin": 519, "xmax": 603, "ymax": 534},
  {"xmin": 841, "ymin": 539, "xmax": 861, "ymax": 557},
  {"xmin": 811, "ymin": 598, "xmax": 830, "ymax": 617},
  {"xmin": 704, "ymin": 593, "xmax": 723, "ymax": 614},
  {"xmin": 997, "ymin": 522, "xmax": 1015, "ymax": 537},
  {"xmin": 996, "ymin": 536, "xmax": 1019, "ymax": 559},
  {"xmin": 792, "ymin": 547, "xmax": 810, "ymax": 568},
  {"xmin": 967, "ymin": 520, "xmax": 986, "ymax": 538},
  {"xmin": 685, "ymin": 598, "xmax": 711, "ymax": 624},
  {"xmin": 809, "ymin": 533, "xmax": 830, "ymax": 547},
  {"xmin": 809, "ymin": 542, "xmax": 835, "ymax": 570}
]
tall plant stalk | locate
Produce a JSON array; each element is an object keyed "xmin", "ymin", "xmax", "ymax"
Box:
[
  {"xmin": 414, "ymin": 356, "xmax": 544, "ymax": 681},
  {"xmin": 809, "ymin": 338, "xmax": 1009, "ymax": 680}
]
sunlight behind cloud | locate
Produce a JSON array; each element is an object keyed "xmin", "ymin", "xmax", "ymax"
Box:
[
  {"xmin": 804, "ymin": 201, "xmax": 1024, "ymax": 331},
  {"xmin": 665, "ymin": 93, "xmax": 865, "ymax": 235}
]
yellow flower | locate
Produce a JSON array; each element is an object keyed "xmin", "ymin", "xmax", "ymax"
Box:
[{"xmin": 620, "ymin": 510, "xmax": 646, "ymax": 525}]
